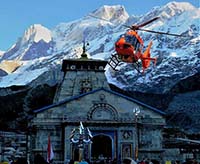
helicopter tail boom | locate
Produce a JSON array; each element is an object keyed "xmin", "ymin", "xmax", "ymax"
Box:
[{"xmin": 141, "ymin": 41, "xmax": 157, "ymax": 72}]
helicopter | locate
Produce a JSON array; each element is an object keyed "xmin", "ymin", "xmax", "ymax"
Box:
[{"xmin": 89, "ymin": 14, "xmax": 184, "ymax": 73}]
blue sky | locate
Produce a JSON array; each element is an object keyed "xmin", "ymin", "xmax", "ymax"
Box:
[{"xmin": 0, "ymin": 0, "xmax": 199, "ymax": 51}]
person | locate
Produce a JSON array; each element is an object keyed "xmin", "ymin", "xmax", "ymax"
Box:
[
  {"xmin": 15, "ymin": 158, "xmax": 28, "ymax": 164},
  {"xmin": 112, "ymin": 158, "xmax": 117, "ymax": 164},
  {"xmin": 80, "ymin": 159, "xmax": 88, "ymax": 164},
  {"xmin": 69, "ymin": 159, "xmax": 75, "ymax": 164},
  {"xmin": 140, "ymin": 158, "xmax": 146, "ymax": 164},
  {"xmin": 34, "ymin": 154, "xmax": 48, "ymax": 164},
  {"xmin": 123, "ymin": 158, "xmax": 137, "ymax": 164}
]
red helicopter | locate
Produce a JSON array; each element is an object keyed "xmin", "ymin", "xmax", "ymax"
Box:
[
  {"xmin": 113, "ymin": 29, "xmax": 155, "ymax": 73},
  {"xmin": 89, "ymin": 15, "xmax": 183, "ymax": 73}
]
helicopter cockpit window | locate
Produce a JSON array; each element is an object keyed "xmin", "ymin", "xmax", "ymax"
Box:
[
  {"xmin": 116, "ymin": 34, "xmax": 124, "ymax": 41},
  {"xmin": 125, "ymin": 34, "xmax": 140, "ymax": 51}
]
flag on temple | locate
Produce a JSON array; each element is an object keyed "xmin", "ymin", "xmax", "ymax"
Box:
[{"xmin": 47, "ymin": 135, "xmax": 54, "ymax": 163}]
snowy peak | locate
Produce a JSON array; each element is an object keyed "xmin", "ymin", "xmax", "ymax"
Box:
[
  {"xmin": 0, "ymin": 24, "xmax": 54, "ymax": 61},
  {"xmin": 52, "ymin": 5, "xmax": 129, "ymax": 53},
  {"xmin": 92, "ymin": 5, "xmax": 129, "ymax": 23},
  {"xmin": 160, "ymin": 1, "xmax": 199, "ymax": 18},
  {"xmin": 145, "ymin": 1, "xmax": 199, "ymax": 20},
  {"xmin": 164, "ymin": 1, "xmax": 197, "ymax": 12},
  {"xmin": 140, "ymin": 1, "xmax": 200, "ymax": 36},
  {"xmin": 22, "ymin": 24, "xmax": 52, "ymax": 43}
]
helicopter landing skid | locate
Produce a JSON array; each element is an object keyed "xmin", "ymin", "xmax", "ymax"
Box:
[
  {"xmin": 108, "ymin": 54, "xmax": 142, "ymax": 73},
  {"xmin": 132, "ymin": 61, "xmax": 142, "ymax": 73},
  {"xmin": 107, "ymin": 54, "xmax": 121, "ymax": 71}
]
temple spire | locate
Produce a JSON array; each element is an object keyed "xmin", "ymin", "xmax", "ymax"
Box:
[{"xmin": 81, "ymin": 41, "xmax": 89, "ymax": 59}]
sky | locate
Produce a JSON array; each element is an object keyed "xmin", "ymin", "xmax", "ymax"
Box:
[{"xmin": 0, "ymin": 0, "xmax": 199, "ymax": 51}]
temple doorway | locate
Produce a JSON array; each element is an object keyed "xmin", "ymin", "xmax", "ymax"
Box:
[{"xmin": 91, "ymin": 134, "xmax": 112, "ymax": 161}]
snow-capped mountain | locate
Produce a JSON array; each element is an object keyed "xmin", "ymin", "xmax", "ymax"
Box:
[
  {"xmin": 0, "ymin": 2, "xmax": 199, "ymax": 94},
  {"xmin": 91, "ymin": 5, "xmax": 129, "ymax": 23},
  {"xmin": 1, "ymin": 24, "xmax": 54, "ymax": 61}
]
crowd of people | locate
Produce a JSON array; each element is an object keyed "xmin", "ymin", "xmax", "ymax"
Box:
[
  {"xmin": 3, "ymin": 156, "xmax": 199, "ymax": 164},
  {"xmin": 66, "ymin": 158, "xmax": 199, "ymax": 164}
]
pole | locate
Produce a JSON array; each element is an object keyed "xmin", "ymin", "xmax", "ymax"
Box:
[
  {"xmin": 78, "ymin": 134, "xmax": 83, "ymax": 162},
  {"xmin": 79, "ymin": 147, "xmax": 83, "ymax": 161},
  {"xmin": 79, "ymin": 123, "xmax": 84, "ymax": 162},
  {"xmin": 135, "ymin": 114, "xmax": 138, "ymax": 160},
  {"xmin": 133, "ymin": 107, "xmax": 140, "ymax": 160}
]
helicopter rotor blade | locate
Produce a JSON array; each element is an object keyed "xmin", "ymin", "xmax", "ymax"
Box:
[
  {"xmin": 88, "ymin": 14, "xmax": 114, "ymax": 24},
  {"xmin": 123, "ymin": 25, "xmax": 132, "ymax": 29},
  {"xmin": 125, "ymin": 17, "xmax": 160, "ymax": 30},
  {"xmin": 136, "ymin": 17, "xmax": 160, "ymax": 29},
  {"xmin": 138, "ymin": 28, "xmax": 185, "ymax": 37}
]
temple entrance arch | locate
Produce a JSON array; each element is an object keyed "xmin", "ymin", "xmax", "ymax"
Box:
[{"xmin": 91, "ymin": 134, "xmax": 112, "ymax": 161}]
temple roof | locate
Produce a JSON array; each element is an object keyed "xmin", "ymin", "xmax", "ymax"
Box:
[{"xmin": 33, "ymin": 87, "xmax": 166, "ymax": 115}]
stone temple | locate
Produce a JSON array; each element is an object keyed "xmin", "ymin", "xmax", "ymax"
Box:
[{"xmin": 28, "ymin": 51, "xmax": 166, "ymax": 163}]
